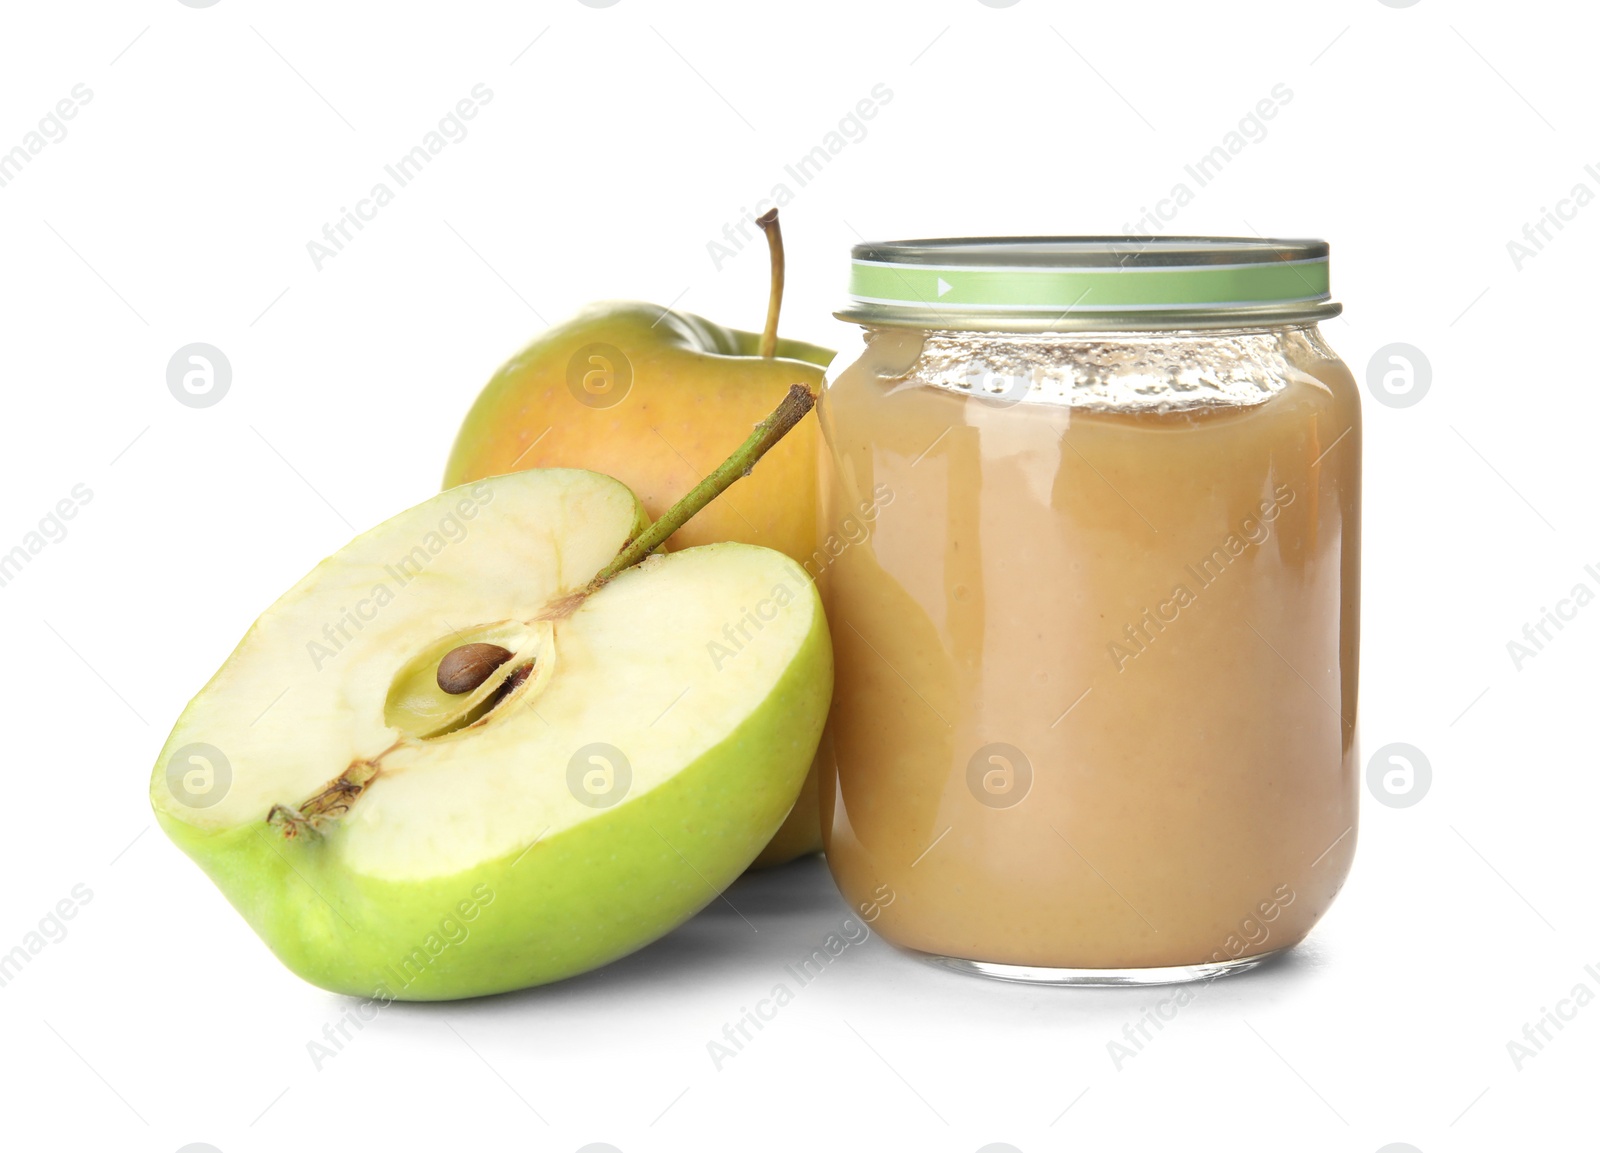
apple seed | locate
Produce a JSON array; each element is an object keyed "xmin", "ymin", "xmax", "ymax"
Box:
[{"xmin": 437, "ymin": 642, "xmax": 514, "ymax": 695}]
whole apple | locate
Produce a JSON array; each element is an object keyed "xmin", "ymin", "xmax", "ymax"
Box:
[{"xmin": 442, "ymin": 213, "xmax": 834, "ymax": 866}]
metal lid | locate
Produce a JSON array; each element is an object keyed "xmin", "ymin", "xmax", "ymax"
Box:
[{"xmin": 837, "ymin": 236, "xmax": 1340, "ymax": 332}]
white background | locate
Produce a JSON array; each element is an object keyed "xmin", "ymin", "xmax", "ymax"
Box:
[{"xmin": 0, "ymin": 1, "xmax": 1593, "ymax": 1150}]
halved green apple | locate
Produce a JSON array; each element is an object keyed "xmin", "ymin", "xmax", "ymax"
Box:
[{"xmin": 150, "ymin": 468, "xmax": 831, "ymax": 1000}]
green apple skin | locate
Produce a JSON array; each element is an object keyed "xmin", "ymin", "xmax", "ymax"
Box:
[{"xmin": 152, "ymin": 568, "xmax": 832, "ymax": 1002}]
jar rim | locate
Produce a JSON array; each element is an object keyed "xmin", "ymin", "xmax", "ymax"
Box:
[{"xmin": 837, "ymin": 235, "xmax": 1341, "ymax": 332}]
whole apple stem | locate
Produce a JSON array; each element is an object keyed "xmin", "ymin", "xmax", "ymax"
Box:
[
  {"xmin": 756, "ymin": 208, "xmax": 784, "ymax": 358},
  {"xmin": 579, "ymin": 383, "xmax": 815, "ymax": 597}
]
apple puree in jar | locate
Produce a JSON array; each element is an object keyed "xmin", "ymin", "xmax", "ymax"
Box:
[{"xmin": 819, "ymin": 238, "xmax": 1362, "ymax": 982}]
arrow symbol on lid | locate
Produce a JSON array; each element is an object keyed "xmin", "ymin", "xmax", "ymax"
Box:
[{"xmin": 936, "ymin": 276, "xmax": 953, "ymax": 298}]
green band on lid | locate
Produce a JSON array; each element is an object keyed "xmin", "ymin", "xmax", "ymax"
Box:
[{"xmin": 838, "ymin": 237, "xmax": 1339, "ymax": 332}]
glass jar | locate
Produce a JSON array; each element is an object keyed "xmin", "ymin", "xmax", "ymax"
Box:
[{"xmin": 817, "ymin": 238, "xmax": 1361, "ymax": 984}]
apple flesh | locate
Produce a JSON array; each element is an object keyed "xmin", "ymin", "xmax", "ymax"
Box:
[{"xmin": 150, "ymin": 469, "xmax": 831, "ymax": 999}]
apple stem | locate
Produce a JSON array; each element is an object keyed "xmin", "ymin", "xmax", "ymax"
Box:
[
  {"xmin": 756, "ymin": 208, "xmax": 784, "ymax": 359},
  {"xmin": 578, "ymin": 383, "xmax": 816, "ymax": 597}
]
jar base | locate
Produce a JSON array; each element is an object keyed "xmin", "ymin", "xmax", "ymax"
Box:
[{"xmin": 910, "ymin": 946, "xmax": 1288, "ymax": 987}]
